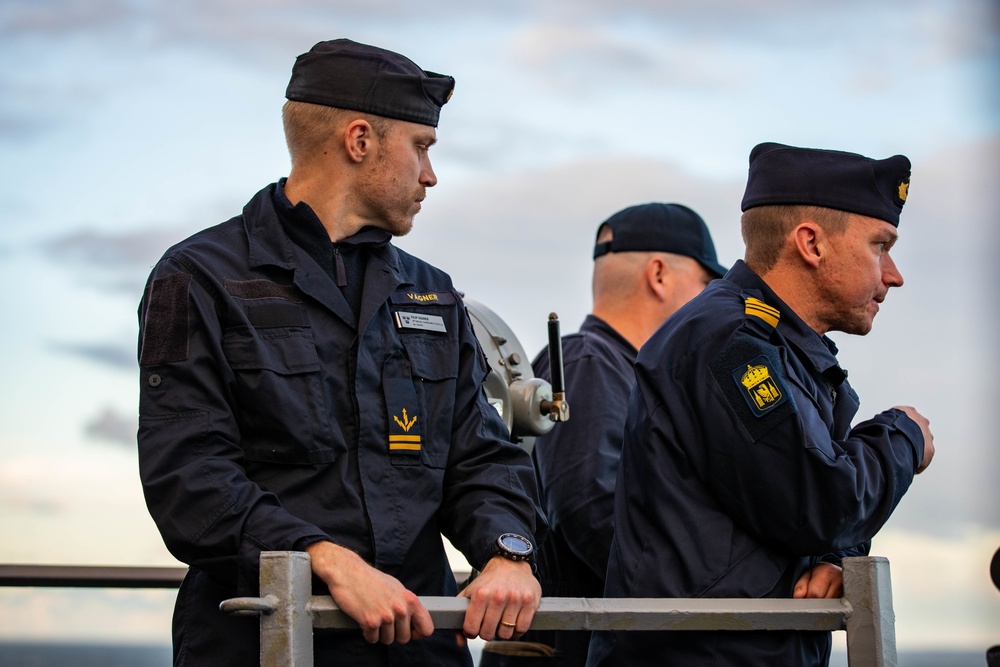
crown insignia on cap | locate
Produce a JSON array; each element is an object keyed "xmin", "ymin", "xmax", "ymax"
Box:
[{"xmin": 897, "ymin": 179, "xmax": 909, "ymax": 203}]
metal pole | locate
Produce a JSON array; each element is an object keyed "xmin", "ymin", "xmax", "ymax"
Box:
[
  {"xmin": 0, "ymin": 564, "xmax": 187, "ymax": 588},
  {"xmin": 843, "ymin": 556, "xmax": 897, "ymax": 667},
  {"xmin": 258, "ymin": 551, "xmax": 313, "ymax": 667}
]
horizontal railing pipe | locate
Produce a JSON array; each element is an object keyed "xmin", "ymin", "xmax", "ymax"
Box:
[
  {"xmin": 0, "ymin": 564, "xmax": 187, "ymax": 588},
  {"xmin": 221, "ymin": 552, "xmax": 895, "ymax": 667}
]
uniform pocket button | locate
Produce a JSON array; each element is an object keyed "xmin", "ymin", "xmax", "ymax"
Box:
[{"xmin": 148, "ymin": 374, "xmax": 162, "ymax": 387}]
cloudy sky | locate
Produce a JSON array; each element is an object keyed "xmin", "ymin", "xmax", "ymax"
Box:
[{"xmin": 0, "ymin": 0, "xmax": 997, "ymax": 653}]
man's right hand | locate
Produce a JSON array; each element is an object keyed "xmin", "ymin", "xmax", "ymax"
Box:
[
  {"xmin": 895, "ymin": 405, "xmax": 935, "ymax": 473},
  {"xmin": 306, "ymin": 541, "xmax": 434, "ymax": 644}
]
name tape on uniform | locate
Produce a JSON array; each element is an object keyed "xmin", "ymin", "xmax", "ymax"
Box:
[{"xmin": 394, "ymin": 311, "xmax": 447, "ymax": 333}]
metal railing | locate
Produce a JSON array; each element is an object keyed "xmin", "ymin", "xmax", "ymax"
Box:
[
  {"xmin": 0, "ymin": 554, "xmax": 896, "ymax": 666},
  {"xmin": 0, "ymin": 564, "xmax": 186, "ymax": 589},
  {"xmin": 221, "ymin": 552, "xmax": 897, "ymax": 667}
]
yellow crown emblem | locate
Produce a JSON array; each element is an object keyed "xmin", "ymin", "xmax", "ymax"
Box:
[
  {"xmin": 898, "ymin": 179, "xmax": 909, "ymax": 202},
  {"xmin": 741, "ymin": 364, "xmax": 771, "ymax": 389}
]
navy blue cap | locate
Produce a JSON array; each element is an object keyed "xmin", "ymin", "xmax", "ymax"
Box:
[
  {"xmin": 285, "ymin": 39, "xmax": 455, "ymax": 127},
  {"xmin": 593, "ymin": 203, "xmax": 727, "ymax": 278},
  {"xmin": 741, "ymin": 142, "xmax": 911, "ymax": 227}
]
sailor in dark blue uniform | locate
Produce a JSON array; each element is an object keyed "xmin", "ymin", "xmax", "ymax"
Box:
[
  {"xmin": 524, "ymin": 203, "xmax": 725, "ymax": 666},
  {"xmin": 137, "ymin": 39, "xmax": 545, "ymax": 666},
  {"xmin": 587, "ymin": 143, "xmax": 935, "ymax": 667}
]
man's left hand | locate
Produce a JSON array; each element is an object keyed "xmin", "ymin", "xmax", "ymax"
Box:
[
  {"xmin": 459, "ymin": 556, "xmax": 541, "ymax": 641},
  {"xmin": 793, "ymin": 562, "xmax": 843, "ymax": 599}
]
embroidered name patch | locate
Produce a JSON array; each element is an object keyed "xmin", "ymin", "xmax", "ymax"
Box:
[
  {"xmin": 732, "ymin": 355, "xmax": 788, "ymax": 417},
  {"xmin": 394, "ymin": 311, "xmax": 447, "ymax": 333},
  {"xmin": 389, "ymin": 290, "xmax": 457, "ymax": 306}
]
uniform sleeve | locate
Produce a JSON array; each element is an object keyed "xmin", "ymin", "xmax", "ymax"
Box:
[
  {"xmin": 137, "ymin": 258, "xmax": 328, "ymax": 587},
  {"xmin": 698, "ymin": 330, "xmax": 923, "ymax": 556},
  {"xmin": 435, "ymin": 299, "xmax": 546, "ymax": 570},
  {"xmin": 532, "ymin": 352, "xmax": 627, "ymax": 579}
]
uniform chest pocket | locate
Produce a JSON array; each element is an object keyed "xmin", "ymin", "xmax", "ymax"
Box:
[
  {"xmin": 223, "ymin": 325, "xmax": 335, "ymax": 464},
  {"xmin": 383, "ymin": 338, "xmax": 459, "ymax": 469}
]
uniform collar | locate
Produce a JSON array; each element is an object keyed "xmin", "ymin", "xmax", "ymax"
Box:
[
  {"xmin": 242, "ymin": 180, "xmax": 401, "ymax": 273},
  {"xmin": 240, "ymin": 181, "xmax": 412, "ymax": 330},
  {"xmin": 725, "ymin": 260, "xmax": 847, "ymax": 385},
  {"xmin": 580, "ymin": 314, "xmax": 639, "ymax": 360}
]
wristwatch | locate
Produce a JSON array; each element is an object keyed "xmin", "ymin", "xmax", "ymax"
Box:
[{"xmin": 490, "ymin": 533, "xmax": 534, "ymax": 562}]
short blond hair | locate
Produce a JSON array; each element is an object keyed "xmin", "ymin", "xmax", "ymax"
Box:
[
  {"xmin": 281, "ymin": 100, "xmax": 392, "ymax": 165},
  {"xmin": 741, "ymin": 205, "xmax": 849, "ymax": 272}
]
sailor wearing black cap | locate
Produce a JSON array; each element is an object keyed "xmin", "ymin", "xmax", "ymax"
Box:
[
  {"xmin": 137, "ymin": 39, "xmax": 544, "ymax": 666},
  {"xmin": 587, "ymin": 143, "xmax": 935, "ymax": 667},
  {"xmin": 489, "ymin": 203, "xmax": 725, "ymax": 667}
]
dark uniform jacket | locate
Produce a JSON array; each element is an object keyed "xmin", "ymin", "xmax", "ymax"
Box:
[
  {"xmin": 526, "ymin": 315, "xmax": 637, "ymax": 666},
  {"xmin": 588, "ymin": 260, "xmax": 924, "ymax": 667},
  {"xmin": 137, "ymin": 182, "xmax": 543, "ymax": 666}
]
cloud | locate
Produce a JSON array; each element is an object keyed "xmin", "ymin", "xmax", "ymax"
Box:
[
  {"xmin": 36, "ymin": 225, "xmax": 201, "ymax": 295},
  {"xmin": 50, "ymin": 341, "xmax": 135, "ymax": 372},
  {"xmin": 874, "ymin": 527, "xmax": 1000, "ymax": 649},
  {"xmin": 507, "ymin": 25, "xmax": 747, "ymax": 93},
  {"xmin": 84, "ymin": 406, "xmax": 138, "ymax": 448},
  {"xmin": 40, "ymin": 229, "xmax": 179, "ymax": 269},
  {"xmin": 0, "ymin": 110, "xmax": 54, "ymax": 144},
  {"xmin": 0, "ymin": 0, "xmax": 132, "ymax": 35},
  {"xmin": 0, "ymin": 588, "xmax": 176, "ymax": 644}
]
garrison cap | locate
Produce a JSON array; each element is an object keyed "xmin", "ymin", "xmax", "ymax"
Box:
[
  {"xmin": 285, "ymin": 39, "xmax": 455, "ymax": 127},
  {"xmin": 741, "ymin": 142, "xmax": 911, "ymax": 226},
  {"xmin": 593, "ymin": 203, "xmax": 728, "ymax": 278}
]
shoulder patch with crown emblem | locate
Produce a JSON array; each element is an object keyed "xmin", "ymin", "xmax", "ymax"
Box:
[
  {"xmin": 732, "ymin": 355, "xmax": 788, "ymax": 417},
  {"xmin": 710, "ymin": 331, "xmax": 797, "ymax": 442}
]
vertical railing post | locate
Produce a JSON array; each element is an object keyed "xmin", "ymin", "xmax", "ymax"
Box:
[
  {"xmin": 259, "ymin": 551, "xmax": 313, "ymax": 667},
  {"xmin": 843, "ymin": 556, "xmax": 897, "ymax": 667}
]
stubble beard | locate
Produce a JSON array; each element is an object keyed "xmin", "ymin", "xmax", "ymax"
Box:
[{"xmin": 358, "ymin": 152, "xmax": 420, "ymax": 238}]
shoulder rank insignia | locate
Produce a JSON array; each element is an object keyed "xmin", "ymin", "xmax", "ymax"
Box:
[
  {"xmin": 745, "ymin": 297, "xmax": 780, "ymax": 329},
  {"xmin": 732, "ymin": 355, "xmax": 788, "ymax": 417},
  {"xmin": 389, "ymin": 407, "xmax": 421, "ymax": 452}
]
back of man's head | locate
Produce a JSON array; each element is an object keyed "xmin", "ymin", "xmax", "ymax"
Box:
[
  {"xmin": 592, "ymin": 203, "xmax": 726, "ymax": 278},
  {"xmin": 590, "ymin": 203, "xmax": 726, "ymax": 348}
]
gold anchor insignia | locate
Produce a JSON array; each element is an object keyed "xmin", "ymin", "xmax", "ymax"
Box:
[{"xmin": 393, "ymin": 408, "xmax": 417, "ymax": 432}]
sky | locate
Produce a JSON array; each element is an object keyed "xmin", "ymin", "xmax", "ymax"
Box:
[{"xmin": 0, "ymin": 0, "xmax": 998, "ymax": 653}]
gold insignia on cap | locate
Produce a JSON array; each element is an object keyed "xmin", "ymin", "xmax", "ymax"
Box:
[
  {"xmin": 897, "ymin": 179, "xmax": 909, "ymax": 203},
  {"xmin": 445, "ymin": 85, "xmax": 454, "ymax": 103}
]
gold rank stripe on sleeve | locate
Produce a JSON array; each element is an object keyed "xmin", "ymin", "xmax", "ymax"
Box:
[
  {"xmin": 745, "ymin": 297, "xmax": 780, "ymax": 329},
  {"xmin": 389, "ymin": 434, "xmax": 422, "ymax": 451}
]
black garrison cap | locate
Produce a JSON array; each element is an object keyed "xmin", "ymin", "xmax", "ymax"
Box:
[
  {"xmin": 741, "ymin": 142, "xmax": 911, "ymax": 227},
  {"xmin": 593, "ymin": 203, "xmax": 728, "ymax": 278},
  {"xmin": 285, "ymin": 39, "xmax": 455, "ymax": 127}
]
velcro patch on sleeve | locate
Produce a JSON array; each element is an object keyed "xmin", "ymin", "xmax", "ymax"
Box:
[
  {"xmin": 710, "ymin": 333, "xmax": 797, "ymax": 442},
  {"xmin": 140, "ymin": 272, "xmax": 192, "ymax": 366}
]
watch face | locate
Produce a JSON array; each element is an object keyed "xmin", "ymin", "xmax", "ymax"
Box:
[{"xmin": 499, "ymin": 533, "xmax": 532, "ymax": 555}]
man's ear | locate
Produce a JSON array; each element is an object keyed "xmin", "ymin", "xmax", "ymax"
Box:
[
  {"xmin": 344, "ymin": 119, "xmax": 374, "ymax": 163},
  {"xmin": 646, "ymin": 257, "xmax": 669, "ymax": 301},
  {"xmin": 792, "ymin": 221, "xmax": 823, "ymax": 269}
]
